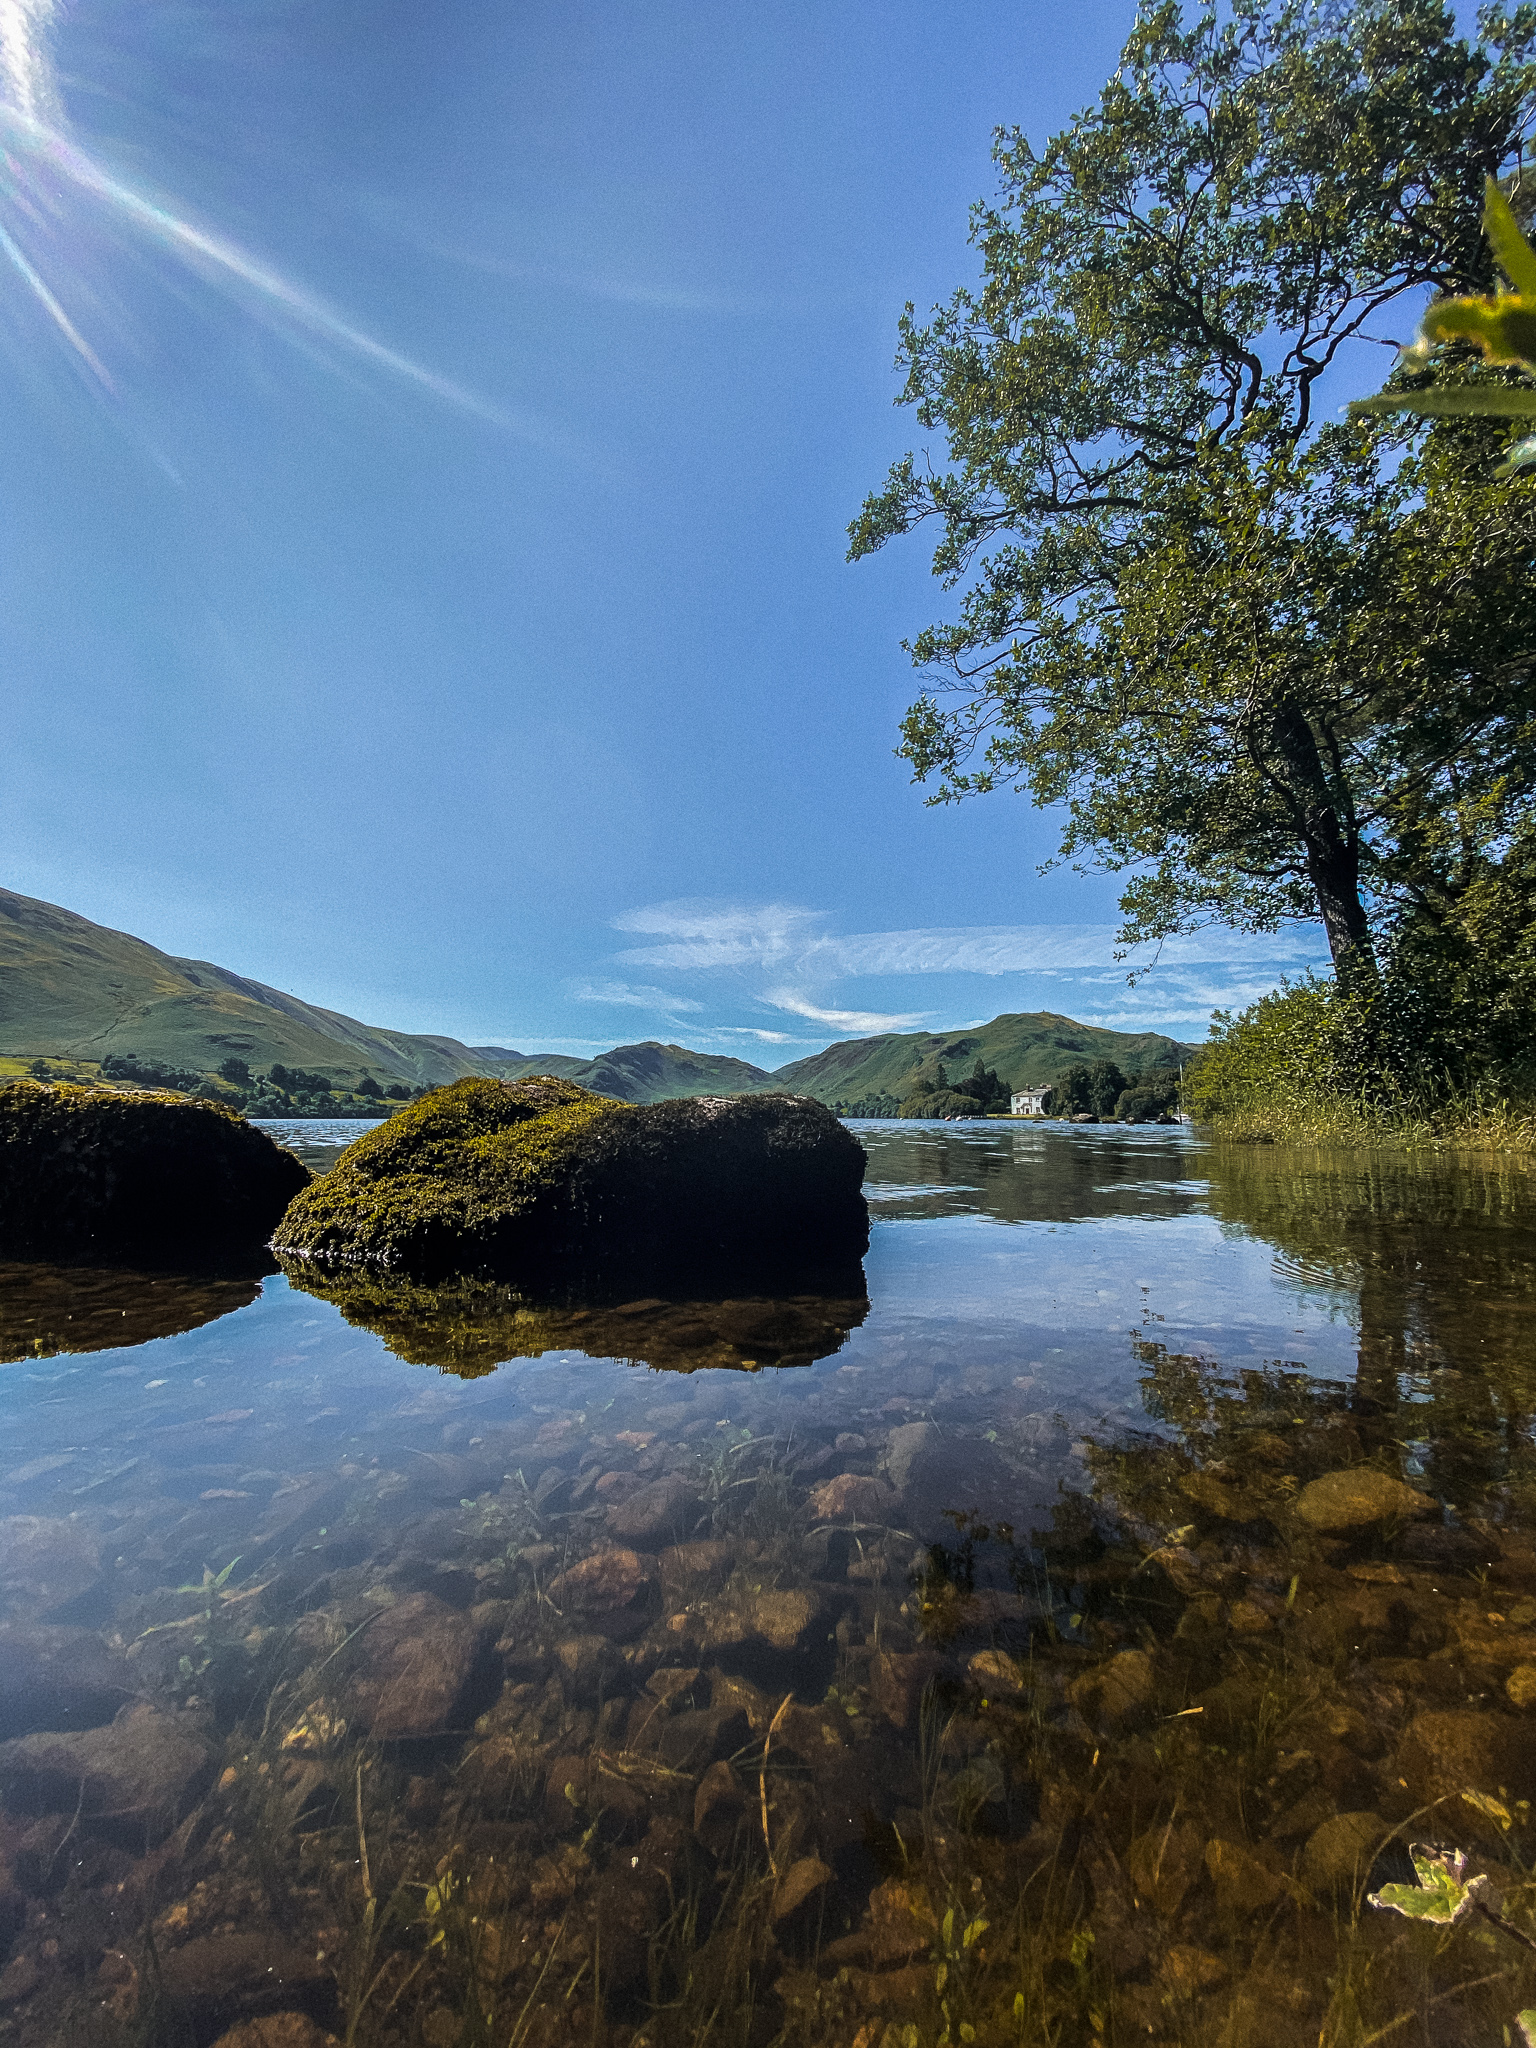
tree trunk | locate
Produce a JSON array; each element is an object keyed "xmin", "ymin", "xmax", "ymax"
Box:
[{"xmin": 1266, "ymin": 704, "xmax": 1375, "ymax": 981}]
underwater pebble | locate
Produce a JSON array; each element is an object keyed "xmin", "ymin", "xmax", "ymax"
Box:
[{"xmin": 1292, "ymin": 1468, "xmax": 1432, "ymax": 1531}]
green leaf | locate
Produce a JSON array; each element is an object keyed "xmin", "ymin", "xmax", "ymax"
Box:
[
  {"xmin": 1368, "ymin": 1844, "xmax": 1489, "ymax": 1925},
  {"xmin": 1515, "ymin": 2010, "xmax": 1536, "ymax": 2047},
  {"xmin": 1348, "ymin": 387, "xmax": 1536, "ymax": 420},
  {"xmin": 1485, "ymin": 178, "xmax": 1536, "ymax": 299}
]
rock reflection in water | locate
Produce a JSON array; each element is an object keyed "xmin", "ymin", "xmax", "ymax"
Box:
[
  {"xmin": 279, "ymin": 1266, "xmax": 872, "ymax": 1377},
  {"xmin": 0, "ymin": 1130, "xmax": 1535, "ymax": 2046},
  {"xmin": 0, "ymin": 1256, "xmax": 271, "ymax": 1361}
]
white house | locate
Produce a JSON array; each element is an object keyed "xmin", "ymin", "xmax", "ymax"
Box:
[{"xmin": 1010, "ymin": 1086, "xmax": 1053, "ymax": 1117}]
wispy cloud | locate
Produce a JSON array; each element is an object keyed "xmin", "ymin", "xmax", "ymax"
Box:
[
  {"xmin": 822, "ymin": 923, "xmax": 1324, "ymax": 977},
  {"xmin": 615, "ymin": 899, "xmax": 828, "ymax": 970},
  {"xmin": 607, "ymin": 897, "xmax": 1327, "ymax": 1047},
  {"xmin": 570, "ymin": 979, "xmax": 703, "ymax": 1013},
  {"xmin": 763, "ymin": 989, "xmax": 929, "ymax": 1035}
]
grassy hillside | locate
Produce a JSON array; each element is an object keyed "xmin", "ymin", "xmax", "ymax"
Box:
[
  {"xmin": 1, "ymin": 890, "xmax": 1199, "ymax": 1111},
  {"xmin": 490, "ymin": 1041, "xmax": 775, "ymax": 1104},
  {"xmin": 0, "ymin": 889, "xmax": 491, "ymax": 1087},
  {"xmin": 772, "ymin": 1012, "xmax": 1197, "ymax": 1107},
  {"xmin": 0, "ymin": 892, "xmax": 775, "ymax": 1103}
]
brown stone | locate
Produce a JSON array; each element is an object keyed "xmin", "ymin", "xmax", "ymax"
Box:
[
  {"xmin": 968, "ymin": 1648, "xmax": 1026, "ymax": 1695},
  {"xmin": 1069, "ymin": 1648, "xmax": 1156, "ymax": 1725},
  {"xmin": 865, "ymin": 1878, "xmax": 937, "ymax": 1965},
  {"xmin": 1510, "ymin": 1666, "xmax": 1536, "ymax": 1709},
  {"xmin": 694, "ymin": 1587, "xmax": 819, "ymax": 1654},
  {"xmin": 871, "ymin": 1649, "xmax": 944, "ymax": 1729},
  {"xmin": 771, "ymin": 1855, "xmax": 832, "ymax": 1921},
  {"xmin": 1301, "ymin": 1812, "xmax": 1390, "ymax": 1893},
  {"xmin": 211, "ymin": 2018, "xmax": 339, "ymax": 2048},
  {"xmin": 1205, "ymin": 1837, "xmax": 1286, "ymax": 1913},
  {"xmin": 606, "ymin": 1474, "xmax": 698, "ymax": 1547},
  {"xmin": 548, "ymin": 1548, "xmax": 648, "ymax": 1615},
  {"xmin": 1293, "ymin": 1469, "xmax": 1432, "ymax": 1532},
  {"xmin": 0, "ymin": 1701, "xmax": 210, "ymax": 1846},
  {"xmin": 807, "ymin": 1473, "xmax": 897, "ymax": 1521},
  {"xmin": 1157, "ymin": 1947, "xmax": 1227, "ymax": 1999},
  {"xmin": 1398, "ymin": 1709, "xmax": 1536, "ymax": 1836},
  {"xmin": 340, "ymin": 1593, "xmax": 489, "ymax": 1740},
  {"xmin": 1126, "ymin": 1820, "xmax": 1203, "ymax": 1917}
]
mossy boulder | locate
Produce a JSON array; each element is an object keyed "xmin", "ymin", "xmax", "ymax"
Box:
[
  {"xmin": 271, "ymin": 1076, "xmax": 869, "ymax": 1280},
  {"xmin": 0, "ymin": 1083, "xmax": 308, "ymax": 1261}
]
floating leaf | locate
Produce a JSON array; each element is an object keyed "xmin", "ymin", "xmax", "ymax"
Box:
[{"xmin": 1368, "ymin": 1843, "xmax": 1489, "ymax": 1925}]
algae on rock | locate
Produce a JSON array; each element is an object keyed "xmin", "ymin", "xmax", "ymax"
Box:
[{"xmin": 271, "ymin": 1076, "xmax": 869, "ymax": 1280}]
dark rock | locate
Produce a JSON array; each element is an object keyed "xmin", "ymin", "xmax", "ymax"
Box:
[
  {"xmin": 0, "ymin": 1083, "xmax": 307, "ymax": 1259},
  {"xmin": 1398, "ymin": 1709, "xmax": 1536, "ymax": 1838},
  {"xmin": 340, "ymin": 1593, "xmax": 492, "ymax": 1740},
  {"xmin": 1394, "ymin": 1522, "xmax": 1500, "ymax": 1570},
  {"xmin": 607, "ymin": 1474, "xmax": 698, "ymax": 1547},
  {"xmin": 871, "ymin": 1650, "xmax": 945, "ymax": 1729},
  {"xmin": 0, "ymin": 1519, "xmax": 101, "ymax": 1622},
  {"xmin": 657, "ymin": 1704, "xmax": 750, "ymax": 1770},
  {"xmin": 0, "ymin": 1701, "xmax": 212, "ymax": 1846},
  {"xmin": 693, "ymin": 1757, "xmax": 746, "ymax": 1857},
  {"xmin": 271, "ymin": 1077, "xmax": 868, "ymax": 1279},
  {"xmin": 0, "ymin": 1624, "xmax": 133, "ymax": 1736},
  {"xmin": 156, "ymin": 1932, "xmax": 334, "ymax": 2035},
  {"xmin": 548, "ymin": 1548, "xmax": 650, "ymax": 1618}
]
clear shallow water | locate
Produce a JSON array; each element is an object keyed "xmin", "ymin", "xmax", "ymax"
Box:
[{"xmin": 1, "ymin": 1122, "xmax": 1535, "ymax": 2045}]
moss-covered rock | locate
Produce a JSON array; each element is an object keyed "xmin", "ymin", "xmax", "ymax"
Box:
[
  {"xmin": 0, "ymin": 1082, "xmax": 308, "ymax": 1261},
  {"xmin": 271, "ymin": 1076, "xmax": 869, "ymax": 1279}
]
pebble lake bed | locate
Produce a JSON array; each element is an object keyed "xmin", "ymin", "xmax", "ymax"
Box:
[{"xmin": 1, "ymin": 1118, "xmax": 1534, "ymax": 2047}]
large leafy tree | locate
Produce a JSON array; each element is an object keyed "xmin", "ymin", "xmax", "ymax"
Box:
[{"xmin": 850, "ymin": 0, "xmax": 1536, "ymax": 979}]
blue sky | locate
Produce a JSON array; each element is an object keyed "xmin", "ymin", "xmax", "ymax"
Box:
[{"xmin": 0, "ymin": 0, "xmax": 1330, "ymax": 1063}]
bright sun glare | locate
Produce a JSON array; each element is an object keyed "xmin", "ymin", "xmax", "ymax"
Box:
[{"xmin": 0, "ymin": 0, "xmax": 507, "ymax": 423}]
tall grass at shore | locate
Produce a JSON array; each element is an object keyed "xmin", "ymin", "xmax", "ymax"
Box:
[{"xmin": 1185, "ymin": 978, "xmax": 1536, "ymax": 1154}]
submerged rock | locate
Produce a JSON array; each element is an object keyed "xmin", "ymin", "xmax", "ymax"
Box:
[
  {"xmin": 0, "ymin": 1517, "xmax": 100, "ymax": 1622},
  {"xmin": 0, "ymin": 1701, "xmax": 212, "ymax": 1846},
  {"xmin": 1292, "ymin": 1467, "xmax": 1433, "ymax": 1531},
  {"xmin": 272, "ymin": 1077, "xmax": 868, "ymax": 1280},
  {"xmin": 0, "ymin": 1082, "xmax": 307, "ymax": 1260},
  {"xmin": 0, "ymin": 1624, "xmax": 133, "ymax": 1737},
  {"xmin": 340, "ymin": 1593, "xmax": 492, "ymax": 1740}
]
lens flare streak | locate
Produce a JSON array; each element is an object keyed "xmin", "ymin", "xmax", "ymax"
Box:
[{"xmin": 0, "ymin": 1, "xmax": 513, "ymax": 431}]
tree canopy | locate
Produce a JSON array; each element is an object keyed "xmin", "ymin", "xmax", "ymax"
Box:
[{"xmin": 850, "ymin": 0, "xmax": 1536, "ymax": 982}]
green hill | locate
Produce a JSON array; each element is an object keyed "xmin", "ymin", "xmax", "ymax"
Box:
[
  {"xmin": 0, "ymin": 888, "xmax": 1197, "ymax": 1109},
  {"xmin": 772, "ymin": 1012, "xmax": 1196, "ymax": 1108}
]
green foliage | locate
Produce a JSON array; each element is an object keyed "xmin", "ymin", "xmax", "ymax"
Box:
[
  {"xmin": 1353, "ymin": 178, "xmax": 1536, "ymax": 471},
  {"xmin": 1369, "ymin": 1844, "xmax": 1490, "ymax": 1926},
  {"xmin": 218, "ymin": 1056, "xmax": 252, "ymax": 1086},
  {"xmin": 269, "ymin": 1062, "xmax": 333, "ymax": 1095},
  {"xmin": 851, "ymin": 0, "xmax": 1536, "ymax": 977}
]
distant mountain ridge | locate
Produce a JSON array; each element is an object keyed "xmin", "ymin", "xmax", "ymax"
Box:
[{"xmin": 0, "ymin": 887, "xmax": 1198, "ymax": 1104}]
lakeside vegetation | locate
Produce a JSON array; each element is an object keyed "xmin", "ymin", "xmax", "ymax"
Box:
[{"xmin": 851, "ymin": 0, "xmax": 1536, "ymax": 1158}]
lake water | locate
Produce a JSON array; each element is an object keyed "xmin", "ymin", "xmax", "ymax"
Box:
[{"xmin": 2, "ymin": 1120, "xmax": 1535, "ymax": 2046}]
